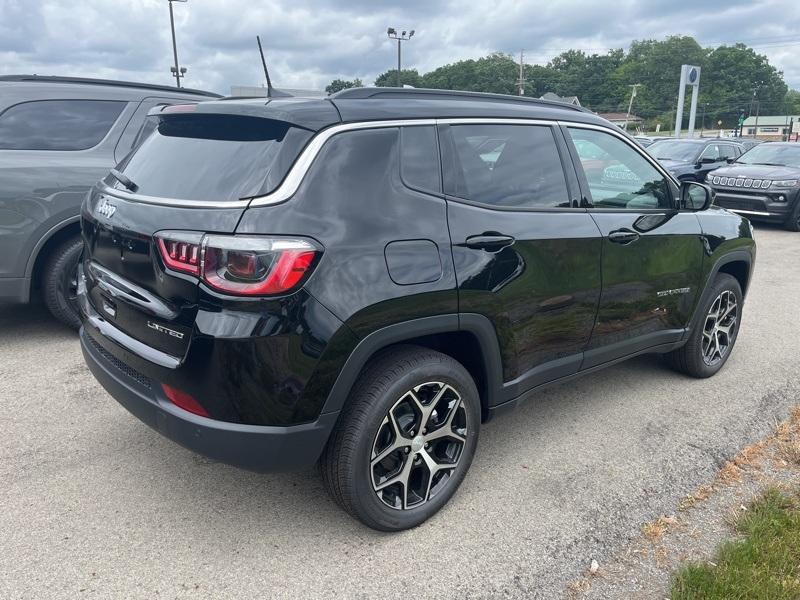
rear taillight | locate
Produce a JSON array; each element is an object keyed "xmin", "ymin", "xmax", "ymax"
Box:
[
  {"xmin": 156, "ymin": 232, "xmax": 203, "ymax": 276},
  {"xmin": 155, "ymin": 232, "xmax": 320, "ymax": 296}
]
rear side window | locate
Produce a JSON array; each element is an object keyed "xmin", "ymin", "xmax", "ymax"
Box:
[
  {"xmin": 441, "ymin": 124, "xmax": 571, "ymax": 209},
  {"xmin": 0, "ymin": 100, "xmax": 126, "ymax": 150},
  {"xmin": 400, "ymin": 125, "xmax": 441, "ymax": 194},
  {"xmin": 115, "ymin": 114, "xmax": 313, "ymax": 202}
]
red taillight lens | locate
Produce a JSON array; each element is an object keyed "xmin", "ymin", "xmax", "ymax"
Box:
[
  {"xmin": 162, "ymin": 383, "xmax": 209, "ymax": 417},
  {"xmin": 202, "ymin": 235, "xmax": 318, "ymax": 296},
  {"xmin": 155, "ymin": 232, "xmax": 320, "ymax": 296},
  {"xmin": 156, "ymin": 236, "xmax": 202, "ymax": 276}
]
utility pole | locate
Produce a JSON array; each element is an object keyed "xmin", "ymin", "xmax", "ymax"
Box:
[
  {"xmin": 623, "ymin": 84, "xmax": 640, "ymax": 131},
  {"xmin": 386, "ymin": 28, "xmax": 414, "ymax": 87},
  {"xmin": 167, "ymin": 0, "xmax": 188, "ymax": 88},
  {"xmin": 517, "ymin": 49, "xmax": 526, "ymax": 96}
]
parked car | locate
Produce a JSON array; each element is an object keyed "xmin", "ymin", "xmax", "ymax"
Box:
[
  {"xmin": 0, "ymin": 75, "xmax": 219, "ymax": 327},
  {"xmin": 77, "ymin": 87, "xmax": 756, "ymax": 531},
  {"xmin": 646, "ymin": 138, "xmax": 743, "ymax": 182},
  {"xmin": 708, "ymin": 141, "xmax": 800, "ymax": 231}
]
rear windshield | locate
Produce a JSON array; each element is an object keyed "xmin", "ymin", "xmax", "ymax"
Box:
[{"xmin": 114, "ymin": 114, "xmax": 312, "ymax": 201}]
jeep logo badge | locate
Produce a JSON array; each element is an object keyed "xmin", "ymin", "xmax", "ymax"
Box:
[{"xmin": 97, "ymin": 198, "xmax": 117, "ymax": 219}]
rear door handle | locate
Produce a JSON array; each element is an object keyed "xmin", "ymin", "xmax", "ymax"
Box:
[
  {"xmin": 464, "ymin": 234, "xmax": 515, "ymax": 251},
  {"xmin": 607, "ymin": 228, "xmax": 640, "ymax": 245}
]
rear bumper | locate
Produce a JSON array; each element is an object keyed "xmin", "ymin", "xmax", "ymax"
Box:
[{"xmin": 81, "ymin": 326, "xmax": 339, "ymax": 472}]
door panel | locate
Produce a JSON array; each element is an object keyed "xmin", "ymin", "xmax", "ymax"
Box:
[
  {"xmin": 585, "ymin": 211, "xmax": 704, "ymax": 366},
  {"xmin": 448, "ymin": 203, "xmax": 602, "ymax": 389},
  {"xmin": 564, "ymin": 125, "xmax": 705, "ymax": 368},
  {"xmin": 439, "ymin": 122, "xmax": 602, "ymax": 395}
]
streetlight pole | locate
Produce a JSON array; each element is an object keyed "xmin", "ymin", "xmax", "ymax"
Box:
[
  {"xmin": 387, "ymin": 28, "xmax": 414, "ymax": 87},
  {"xmin": 168, "ymin": 0, "xmax": 188, "ymax": 88}
]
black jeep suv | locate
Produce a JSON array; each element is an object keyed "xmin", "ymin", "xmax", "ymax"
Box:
[
  {"xmin": 78, "ymin": 88, "xmax": 756, "ymax": 531},
  {"xmin": 646, "ymin": 137, "xmax": 743, "ymax": 182},
  {"xmin": 0, "ymin": 75, "xmax": 219, "ymax": 328}
]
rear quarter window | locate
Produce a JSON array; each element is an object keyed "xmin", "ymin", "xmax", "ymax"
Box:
[
  {"xmin": 400, "ymin": 125, "xmax": 441, "ymax": 194},
  {"xmin": 0, "ymin": 99, "xmax": 126, "ymax": 150}
]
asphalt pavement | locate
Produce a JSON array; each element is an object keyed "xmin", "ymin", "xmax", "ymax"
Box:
[{"xmin": 1, "ymin": 224, "xmax": 798, "ymax": 599}]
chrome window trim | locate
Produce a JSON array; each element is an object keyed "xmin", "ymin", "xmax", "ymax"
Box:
[
  {"xmin": 101, "ymin": 116, "xmax": 664, "ymax": 209},
  {"xmin": 249, "ymin": 119, "xmax": 437, "ymax": 207}
]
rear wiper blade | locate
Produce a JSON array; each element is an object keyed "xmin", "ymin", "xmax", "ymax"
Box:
[{"xmin": 109, "ymin": 168, "xmax": 139, "ymax": 192}]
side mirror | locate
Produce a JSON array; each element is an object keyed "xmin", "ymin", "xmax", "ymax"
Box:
[
  {"xmin": 698, "ymin": 156, "xmax": 717, "ymax": 165},
  {"xmin": 726, "ymin": 157, "xmax": 735, "ymax": 163},
  {"xmin": 681, "ymin": 180, "xmax": 714, "ymax": 211}
]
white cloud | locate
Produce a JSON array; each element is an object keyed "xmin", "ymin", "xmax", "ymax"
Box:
[{"xmin": 0, "ymin": 0, "xmax": 799, "ymax": 94}]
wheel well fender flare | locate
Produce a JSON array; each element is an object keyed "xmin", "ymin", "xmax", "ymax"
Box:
[
  {"xmin": 320, "ymin": 313, "xmax": 504, "ymax": 417},
  {"xmin": 690, "ymin": 250, "xmax": 752, "ymax": 332}
]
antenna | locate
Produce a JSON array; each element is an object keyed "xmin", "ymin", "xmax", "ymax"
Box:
[{"xmin": 256, "ymin": 35, "xmax": 274, "ymax": 98}]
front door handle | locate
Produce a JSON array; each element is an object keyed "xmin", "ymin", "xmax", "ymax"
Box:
[
  {"xmin": 608, "ymin": 228, "xmax": 640, "ymax": 245},
  {"xmin": 464, "ymin": 234, "xmax": 515, "ymax": 252}
]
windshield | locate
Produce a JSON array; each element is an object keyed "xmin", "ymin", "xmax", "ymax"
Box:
[
  {"xmin": 737, "ymin": 144, "xmax": 800, "ymax": 168},
  {"xmin": 646, "ymin": 140, "xmax": 700, "ymax": 162},
  {"xmin": 114, "ymin": 114, "xmax": 312, "ymax": 202}
]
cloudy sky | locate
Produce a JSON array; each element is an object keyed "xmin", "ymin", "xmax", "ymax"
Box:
[{"xmin": 2, "ymin": 0, "xmax": 800, "ymax": 95}]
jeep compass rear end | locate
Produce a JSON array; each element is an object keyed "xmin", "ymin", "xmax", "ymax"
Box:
[{"xmin": 80, "ymin": 89, "xmax": 754, "ymax": 531}]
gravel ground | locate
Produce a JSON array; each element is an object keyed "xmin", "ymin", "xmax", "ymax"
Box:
[{"xmin": 1, "ymin": 224, "xmax": 797, "ymax": 599}]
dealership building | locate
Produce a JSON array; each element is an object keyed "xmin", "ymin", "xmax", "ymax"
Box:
[{"xmin": 741, "ymin": 115, "xmax": 800, "ymax": 140}]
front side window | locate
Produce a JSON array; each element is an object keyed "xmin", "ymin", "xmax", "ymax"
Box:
[
  {"xmin": 442, "ymin": 124, "xmax": 571, "ymax": 209},
  {"xmin": 699, "ymin": 144, "xmax": 722, "ymax": 162},
  {"xmin": 569, "ymin": 127, "xmax": 671, "ymax": 210},
  {"xmin": 0, "ymin": 100, "xmax": 126, "ymax": 150}
]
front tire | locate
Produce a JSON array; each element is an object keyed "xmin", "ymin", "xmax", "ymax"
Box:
[
  {"xmin": 42, "ymin": 237, "xmax": 83, "ymax": 330},
  {"xmin": 668, "ymin": 273, "xmax": 742, "ymax": 378},
  {"xmin": 320, "ymin": 345, "xmax": 480, "ymax": 531}
]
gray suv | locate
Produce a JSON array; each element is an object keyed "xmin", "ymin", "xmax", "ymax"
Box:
[{"xmin": 0, "ymin": 75, "xmax": 219, "ymax": 327}]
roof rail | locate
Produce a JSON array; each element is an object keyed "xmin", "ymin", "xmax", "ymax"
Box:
[
  {"xmin": 0, "ymin": 75, "xmax": 221, "ymax": 98},
  {"xmin": 331, "ymin": 87, "xmax": 590, "ymax": 113}
]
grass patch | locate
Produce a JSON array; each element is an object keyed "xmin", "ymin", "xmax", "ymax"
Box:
[{"xmin": 671, "ymin": 487, "xmax": 800, "ymax": 599}]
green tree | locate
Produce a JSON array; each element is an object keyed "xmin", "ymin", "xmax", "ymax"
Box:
[
  {"xmin": 325, "ymin": 78, "xmax": 363, "ymax": 94},
  {"xmin": 702, "ymin": 44, "xmax": 787, "ymax": 128},
  {"xmin": 421, "ymin": 53, "xmax": 520, "ymax": 94},
  {"xmin": 609, "ymin": 36, "xmax": 707, "ymax": 121},
  {"xmin": 786, "ymin": 89, "xmax": 800, "ymax": 114},
  {"xmin": 374, "ymin": 69, "xmax": 423, "ymax": 87}
]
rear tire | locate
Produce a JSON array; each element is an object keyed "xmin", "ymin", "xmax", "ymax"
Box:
[
  {"xmin": 668, "ymin": 273, "xmax": 742, "ymax": 378},
  {"xmin": 42, "ymin": 237, "xmax": 83, "ymax": 330},
  {"xmin": 320, "ymin": 345, "xmax": 480, "ymax": 531}
]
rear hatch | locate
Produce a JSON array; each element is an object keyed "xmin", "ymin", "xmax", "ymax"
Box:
[{"xmin": 81, "ymin": 105, "xmax": 321, "ymax": 362}]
